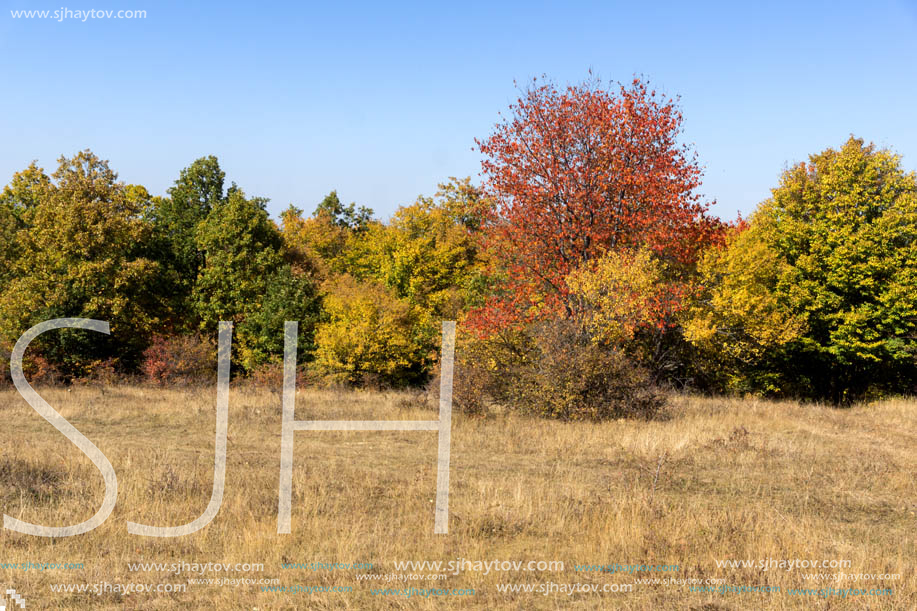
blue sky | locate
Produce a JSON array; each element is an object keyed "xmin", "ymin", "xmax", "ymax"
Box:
[{"xmin": 1, "ymin": 0, "xmax": 916, "ymax": 221}]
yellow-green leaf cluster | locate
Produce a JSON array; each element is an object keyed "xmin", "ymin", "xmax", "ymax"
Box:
[{"xmin": 313, "ymin": 275, "xmax": 432, "ymax": 386}]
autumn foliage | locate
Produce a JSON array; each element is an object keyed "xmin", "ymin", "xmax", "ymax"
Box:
[
  {"xmin": 140, "ymin": 333, "xmax": 216, "ymax": 386},
  {"xmin": 684, "ymin": 137, "xmax": 917, "ymax": 402},
  {"xmin": 470, "ymin": 76, "xmax": 723, "ymax": 333},
  {"xmin": 0, "ymin": 78, "xmax": 912, "ymax": 408}
]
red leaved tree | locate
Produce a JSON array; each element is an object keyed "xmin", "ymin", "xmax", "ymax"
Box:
[{"xmin": 469, "ymin": 76, "xmax": 723, "ymax": 334}]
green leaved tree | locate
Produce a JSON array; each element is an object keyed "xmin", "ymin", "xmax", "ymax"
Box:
[
  {"xmin": 144, "ymin": 156, "xmax": 226, "ymax": 329},
  {"xmin": 0, "ymin": 151, "xmax": 160, "ymax": 376},
  {"xmin": 686, "ymin": 137, "xmax": 917, "ymax": 402},
  {"xmin": 193, "ymin": 187, "xmax": 318, "ymax": 370},
  {"xmin": 347, "ymin": 177, "xmax": 488, "ymax": 320},
  {"xmin": 0, "ymin": 162, "xmax": 50, "ymax": 292}
]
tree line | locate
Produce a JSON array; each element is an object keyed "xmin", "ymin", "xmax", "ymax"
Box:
[{"xmin": 1, "ymin": 76, "xmax": 914, "ymax": 412}]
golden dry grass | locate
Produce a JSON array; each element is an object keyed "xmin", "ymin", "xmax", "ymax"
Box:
[{"xmin": 1, "ymin": 385, "xmax": 915, "ymax": 609}]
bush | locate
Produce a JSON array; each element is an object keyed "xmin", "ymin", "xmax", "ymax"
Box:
[
  {"xmin": 450, "ymin": 329, "xmax": 531, "ymax": 416},
  {"xmin": 459, "ymin": 321, "xmax": 665, "ymax": 421},
  {"xmin": 141, "ymin": 333, "xmax": 216, "ymax": 386},
  {"xmin": 0, "ymin": 342, "xmax": 63, "ymax": 388},
  {"xmin": 246, "ymin": 360, "xmax": 315, "ymax": 390},
  {"xmin": 450, "ymin": 361, "xmax": 490, "ymax": 416},
  {"xmin": 247, "ymin": 360, "xmax": 286, "ymax": 389},
  {"xmin": 418, "ymin": 364, "xmax": 488, "ymax": 416},
  {"xmin": 511, "ymin": 321, "xmax": 665, "ymax": 421},
  {"xmin": 71, "ymin": 357, "xmax": 123, "ymax": 387}
]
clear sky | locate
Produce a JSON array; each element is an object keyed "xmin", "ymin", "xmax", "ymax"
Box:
[{"xmin": 2, "ymin": 0, "xmax": 916, "ymax": 221}]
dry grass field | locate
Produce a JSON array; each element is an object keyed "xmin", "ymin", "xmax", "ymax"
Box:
[{"xmin": 1, "ymin": 384, "xmax": 915, "ymax": 609}]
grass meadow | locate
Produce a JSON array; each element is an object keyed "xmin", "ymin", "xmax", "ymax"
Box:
[{"xmin": 1, "ymin": 385, "xmax": 915, "ymax": 609}]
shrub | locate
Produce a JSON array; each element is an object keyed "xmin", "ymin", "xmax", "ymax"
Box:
[
  {"xmin": 450, "ymin": 329, "xmax": 531, "ymax": 416},
  {"xmin": 0, "ymin": 344, "xmax": 11, "ymax": 389},
  {"xmin": 459, "ymin": 321, "xmax": 665, "ymax": 421},
  {"xmin": 0, "ymin": 342, "xmax": 62, "ymax": 388},
  {"xmin": 419, "ymin": 363, "xmax": 488, "ymax": 416},
  {"xmin": 141, "ymin": 333, "xmax": 215, "ymax": 386},
  {"xmin": 450, "ymin": 362, "xmax": 490, "ymax": 416},
  {"xmin": 246, "ymin": 360, "xmax": 315, "ymax": 390},
  {"xmin": 246, "ymin": 360, "xmax": 285, "ymax": 389},
  {"xmin": 71, "ymin": 357, "xmax": 123, "ymax": 387},
  {"xmin": 510, "ymin": 320, "xmax": 666, "ymax": 421}
]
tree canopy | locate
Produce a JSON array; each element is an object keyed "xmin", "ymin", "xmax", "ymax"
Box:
[
  {"xmin": 0, "ymin": 99, "xmax": 912, "ymax": 404},
  {"xmin": 685, "ymin": 137, "xmax": 917, "ymax": 402},
  {"xmin": 471, "ymin": 76, "xmax": 723, "ymax": 332}
]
